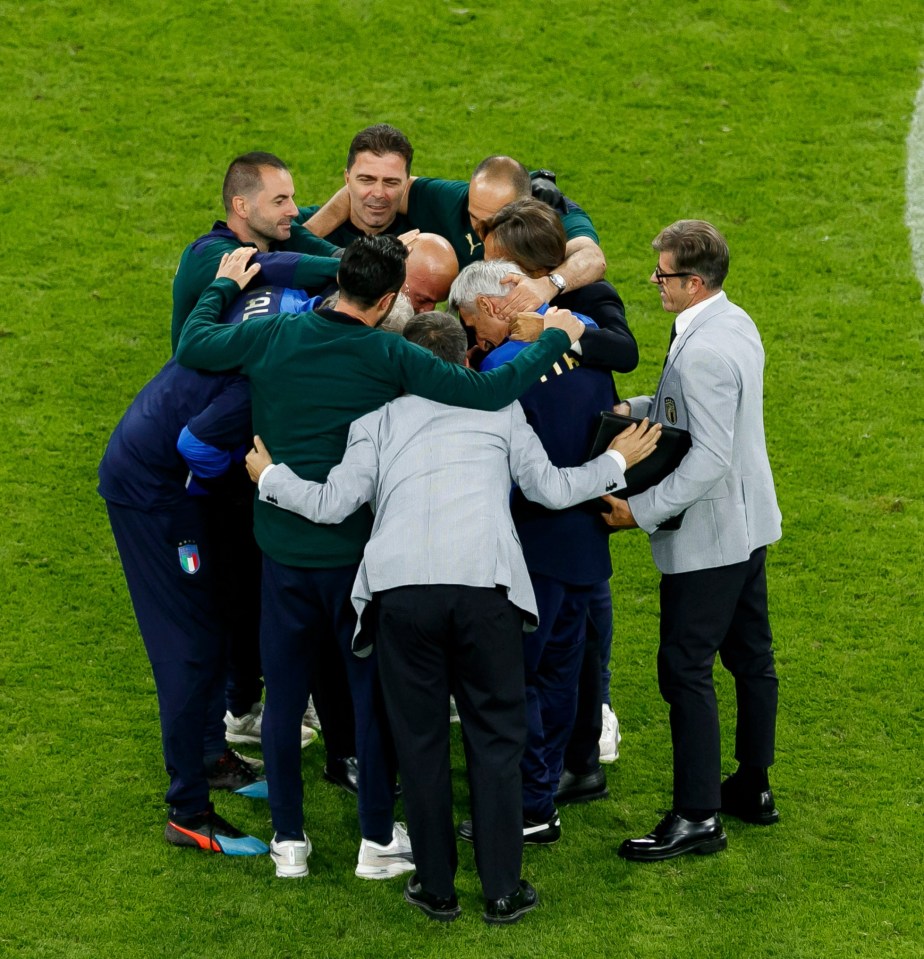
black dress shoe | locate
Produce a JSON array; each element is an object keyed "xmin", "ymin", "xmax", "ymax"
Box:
[
  {"xmin": 618, "ymin": 812, "xmax": 727, "ymax": 862},
  {"xmin": 404, "ymin": 874, "xmax": 461, "ymax": 922},
  {"xmin": 323, "ymin": 756, "xmax": 359, "ymax": 795},
  {"xmin": 483, "ymin": 879, "xmax": 539, "ymax": 925},
  {"xmin": 721, "ymin": 777, "xmax": 779, "ymax": 825},
  {"xmin": 555, "ymin": 767, "xmax": 609, "ymax": 805},
  {"xmin": 458, "ymin": 811, "xmax": 561, "ymax": 845}
]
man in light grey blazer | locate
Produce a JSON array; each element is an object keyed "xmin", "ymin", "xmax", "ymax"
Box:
[
  {"xmin": 603, "ymin": 220, "xmax": 782, "ymax": 862},
  {"xmin": 247, "ymin": 311, "xmax": 659, "ymax": 923}
]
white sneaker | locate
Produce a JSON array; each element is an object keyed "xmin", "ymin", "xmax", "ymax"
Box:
[
  {"xmin": 303, "ymin": 696, "xmax": 322, "ymax": 731},
  {"xmin": 225, "ymin": 702, "xmax": 318, "ymax": 749},
  {"xmin": 599, "ymin": 704, "xmax": 621, "ymax": 763},
  {"xmin": 355, "ymin": 822, "xmax": 415, "ymax": 880},
  {"xmin": 271, "ymin": 834, "xmax": 312, "ymax": 878},
  {"xmin": 224, "ymin": 703, "xmax": 263, "ymax": 745}
]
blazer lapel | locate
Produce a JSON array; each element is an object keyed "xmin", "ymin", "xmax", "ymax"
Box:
[{"xmin": 655, "ymin": 292, "xmax": 729, "ymax": 407}]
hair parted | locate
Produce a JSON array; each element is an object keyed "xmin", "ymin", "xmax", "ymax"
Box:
[
  {"xmin": 403, "ymin": 311, "xmax": 468, "ymax": 365},
  {"xmin": 222, "ymin": 152, "xmax": 289, "ymax": 215},
  {"xmin": 347, "ymin": 124, "xmax": 414, "ymax": 174},
  {"xmin": 653, "ymin": 219, "xmax": 729, "ymax": 289},
  {"xmin": 482, "ymin": 198, "xmax": 566, "ymax": 276},
  {"xmin": 338, "ymin": 235, "xmax": 408, "ymax": 308}
]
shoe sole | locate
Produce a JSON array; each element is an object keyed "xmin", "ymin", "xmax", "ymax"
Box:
[
  {"xmin": 618, "ymin": 833, "xmax": 728, "ymax": 862},
  {"xmin": 404, "ymin": 890, "xmax": 461, "ymax": 922},
  {"xmin": 355, "ymin": 860, "xmax": 416, "ymax": 880},
  {"xmin": 483, "ymin": 899, "xmax": 539, "ymax": 925},
  {"xmin": 323, "ymin": 770, "xmax": 358, "ymax": 795},
  {"xmin": 274, "ymin": 863, "xmax": 309, "ymax": 878},
  {"xmin": 458, "ymin": 823, "xmax": 561, "ymax": 844},
  {"xmin": 165, "ymin": 823, "xmax": 269, "ymax": 856},
  {"xmin": 555, "ymin": 786, "xmax": 609, "ymax": 806}
]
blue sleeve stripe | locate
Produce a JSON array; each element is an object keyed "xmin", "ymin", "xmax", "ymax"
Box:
[{"xmin": 177, "ymin": 426, "xmax": 232, "ymax": 478}]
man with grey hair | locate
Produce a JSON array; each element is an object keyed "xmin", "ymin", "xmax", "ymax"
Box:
[
  {"xmin": 245, "ymin": 309, "xmax": 658, "ymax": 923},
  {"xmin": 449, "ymin": 259, "xmax": 620, "ymax": 849}
]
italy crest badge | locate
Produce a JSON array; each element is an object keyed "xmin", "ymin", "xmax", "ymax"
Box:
[{"xmin": 178, "ymin": 542, "xmax": 200, "ymax": 574}]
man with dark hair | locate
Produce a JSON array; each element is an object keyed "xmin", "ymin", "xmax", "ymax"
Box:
[
  {"xmin": 242, "ymin": 310, "xmax": 659, "ymax": 922},
  {"xmin": 175, "ymin": 234, "xmax": 590, "ymax": 882},
  {"xmin": 299, "ymin": 124, "xmax": 415, "ymax": 248},
  {"xmin": 171, "ymin": 151, "xmax": 341, "ymax": 351},
  {"xmin": 98, "ymin": 359, "xmax": 270, "ymax": 857},
  {"xmin": 307, "ymin": 151, "xmax": 606, "ymax": 313},
  {"xmin": 604, "ymin": 219, "xmax": 782, "ymax": 861},
  {"xmin": 401, "ymin": 310, "xmax": 469, "ymax": 363}
]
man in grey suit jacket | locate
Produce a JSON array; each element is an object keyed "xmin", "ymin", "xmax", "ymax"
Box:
[
  {"xmin": 247, "ymin": 311, "xmax": 659, "ymax": 922},
  {"xmin": 603, "ymin": 220, "xmax": 782, "ymax": 862}
]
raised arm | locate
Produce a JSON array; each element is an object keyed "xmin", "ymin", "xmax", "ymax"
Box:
[{"xmin": 392, "ymin": 310, "xmax": 584, "ymax": 412}]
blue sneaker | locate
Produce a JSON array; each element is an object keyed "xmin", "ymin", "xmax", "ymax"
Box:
[
  {"xmin": 165, "ymin": 810, "xmax": 269, "ymax": 856},
  {"xmin": 206, "ymin": 749, "xmax": 268, "ymax": 799}
]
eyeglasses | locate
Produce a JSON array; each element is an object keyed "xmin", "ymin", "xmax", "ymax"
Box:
[{"xmin": 654, "ymin": 265, "xmax": 697, "ymax": 283}]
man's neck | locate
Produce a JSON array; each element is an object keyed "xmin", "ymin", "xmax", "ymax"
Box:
[
  {"xmin": 226, "ymin": 217, "xmax": 269, "ymax": 252},
  {"xmin": 335, "ymin": 298, "xmax": 378, "ymax": 327},
  {"xmin": 348, "ymin": 214, "xmax": 394, "ymax": 237}
]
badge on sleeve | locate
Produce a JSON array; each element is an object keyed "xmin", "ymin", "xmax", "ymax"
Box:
[
  {"xmin": 664, "ymin": 397, "xmax": 678, "ymax": 425},
  {"xmin": 178, "ymin": 541, "xmax": 201, "ymax": 574}
]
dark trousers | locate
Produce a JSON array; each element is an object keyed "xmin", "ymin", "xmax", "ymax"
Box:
[
  {"xmin": 201, "ymin": 494, "xmax": 264, "ymax": 716},
  {"xmin": 259, "ymin": 556, "xmax": 395, "ymax": 841},
  {"xmin": 658, "ymin": 547, "xmax": 778, "ymax": 810},
  {"xmin": 563, "ymin": 583, "xmax": 608, "ymax": 775},
  {"xmin": 106, "ymin": 500, "xmax": 229, "ymax": 817},
  {"xmin": 521, "ymin": 574, "xmax": 592, "ymax": 821},
  {"xmin": 376, "ymin": 585, "xmax": 526, "ymax": 901}
]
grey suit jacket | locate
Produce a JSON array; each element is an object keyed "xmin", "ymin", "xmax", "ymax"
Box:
[
  {"xmin": 626, "ymin": 292, "xmax": 782, "ymax": 575},
  {"xmin": 259, "ymin": 395, "xmax": 626, "ymax": 649}
]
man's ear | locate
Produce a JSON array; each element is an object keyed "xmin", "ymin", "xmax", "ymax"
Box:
[
  {"xmin": 343, "ymin": 168, "xmax": 350, "ymax": 187},
  {"xmin": 377, "ymin": 290, "xmax": 398, "ymax": 314},
  {"xmin": 231, "ymin": 194, "xmax": 248, "ymax": 219}
]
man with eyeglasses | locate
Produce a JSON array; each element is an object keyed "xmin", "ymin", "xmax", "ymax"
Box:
[{"xmin": 602, "ymin": 219, "xmax": 782, "ymax": 861}]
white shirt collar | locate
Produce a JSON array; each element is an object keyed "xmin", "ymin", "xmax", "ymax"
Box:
[{"xmin": 670, "ymin": 290, "xmax": 724, "ymax": 353}]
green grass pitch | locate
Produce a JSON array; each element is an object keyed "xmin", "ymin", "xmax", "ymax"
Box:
[{"xmin": 1, "ymin": 1, "xmax": 922, "ymax": 956}]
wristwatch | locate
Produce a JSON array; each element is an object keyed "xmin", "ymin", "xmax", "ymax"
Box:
[{"xmin": 547, "ymin": 272, "xmax": 567, "ymax": 295}]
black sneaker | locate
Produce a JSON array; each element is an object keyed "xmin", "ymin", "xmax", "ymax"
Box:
[
  {"xmin": 483, "ymin": 879, "xmax": 539, "ymax": 925},
  {"xmin": 206, "ymin": 749, "xmax": 268, "ymax": 798},
  {"xmin": 404, "ymin": 874, "xmax": 461, "ymax": 922},
  {"xmin": 165, "ymin": 809, "xmax": 269, "ymax": 856},
  {"xmin": 457, "ymin": 811, "xmax": 561, "ymax": 845}
]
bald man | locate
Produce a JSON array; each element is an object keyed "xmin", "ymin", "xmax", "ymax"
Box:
[
  {"xmin": 307, "ymin": 152, "xmax": 606, "ymax": 316},
  {"xmin": 403, "ymin": 233, "xmax": 459, "ymax": 313}
]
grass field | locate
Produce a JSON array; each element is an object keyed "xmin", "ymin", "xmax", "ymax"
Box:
[{"xmin": 1, "ymin": 1, "xmax": 923, "ymax": 957}]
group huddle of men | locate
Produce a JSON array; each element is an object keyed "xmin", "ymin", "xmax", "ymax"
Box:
[{"xmin": 99, "ymin": 123, "xmax": 783, "ymax": 926}]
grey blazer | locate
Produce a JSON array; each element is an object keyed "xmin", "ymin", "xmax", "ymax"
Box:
[
  {"xmin": 627, "ymin": 292, "xmax": 782, "ymax": 575},
  {"xmin": 259, "ymin": 396, "xmax": 626, "ymax": 648}
]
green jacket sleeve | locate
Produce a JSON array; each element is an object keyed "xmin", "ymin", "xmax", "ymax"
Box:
[
  {"xmin": 175, "ymin": 278, "xmax": 270, "ymax": 372},
  {"xmin": 283, "ymin": 222, "xmax": 344, "ymax": 257},
  {"xmin": 393, "ymin": 329, "xmax": 571, "ymax": 411}
]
